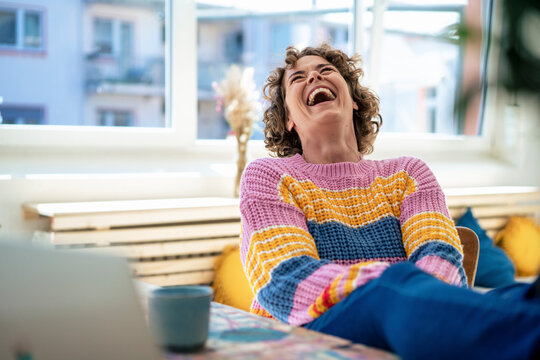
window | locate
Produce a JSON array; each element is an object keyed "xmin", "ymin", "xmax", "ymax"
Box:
[
  {"xmin": 98, "ymin": 109, "xmax": 134, "ymax": 127},
  {"xmin": 24, "ymin": 11, "xmax": 41, "ymax": 48},
  {"xmin": 120, "ymin": 22, "xmax": 133, "ymax": 59},
  {"xmin": 93, "ymin": 18, "xmax": 113, "ymax": 55},
  {"xmin": 0, "ymin": 7, "xmax": 43, "ymax": 51},
  {"xmin": 196, "ymin": 0, "xmax": 485, "ymax": 140},
  {"xmin": 0, "ymin": 0, "xmax": 489, "ymax": 153},
  {"xmin": 373, "ymin": 4, "xmax": 478, "ymax": 136},
  {"xmin": 0, "ymin": 106, "xmax": 45, "ymax": 125},
  {"xmin": 0, "ymin": 10, "xmax": 16, "ymax": 46}
]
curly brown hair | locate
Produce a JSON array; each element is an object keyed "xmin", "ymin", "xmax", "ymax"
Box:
[{"xmin": 262, "ymin": 43, "xmax": 382, "ymax": 157}]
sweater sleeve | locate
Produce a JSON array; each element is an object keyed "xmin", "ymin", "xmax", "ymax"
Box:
[
  {"xmin": 399, "ymin": 157, "xmax": 468, "ymax": 287},
  {"xmin": 239, "ymin": 160, "xmax": 390, "ymax": 326}
]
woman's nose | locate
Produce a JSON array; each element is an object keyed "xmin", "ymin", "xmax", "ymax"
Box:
[{"xmin": 307, "ymin": 71, "xmax": 323, "ymax": 84}]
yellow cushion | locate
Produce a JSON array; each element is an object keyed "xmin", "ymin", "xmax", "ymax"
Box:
[
  {"xmin": 212, "ymin": 245, "xmax": 254, "ymax": 311},
  {"xmin": 495, "ymin": 217, "xmax": 540, "ymax": 277}
]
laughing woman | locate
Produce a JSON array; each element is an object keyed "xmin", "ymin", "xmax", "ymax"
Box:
[{"xmin": 239, "ymin": 44, "xmax": 540, "ymax": 360}]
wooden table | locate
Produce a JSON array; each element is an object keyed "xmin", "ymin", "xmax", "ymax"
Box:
[{"xmin": 163, "ymin": 302, "xmax": 397, "ymax": 360}]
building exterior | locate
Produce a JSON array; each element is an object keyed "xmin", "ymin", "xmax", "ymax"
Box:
[
  {"xmin": 0, "ymin": 0, "xmax": 83, "ymax": 125},
  {"xmin": 83, "ymin": 0, "xmax": 165, "ymax": 127},
  {"xmin": 0, "ymin": 0, "xmax": 164, "ymax": 127}
]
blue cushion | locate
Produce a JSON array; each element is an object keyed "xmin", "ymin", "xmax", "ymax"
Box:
[{"xmin": 457, "ymin": 208, "xmax": 515, "ymax": 288}]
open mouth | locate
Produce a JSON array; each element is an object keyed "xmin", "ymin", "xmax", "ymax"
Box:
[{"xmin": 307, "ymin": 87, "xmax": 336, "ymax": 106}]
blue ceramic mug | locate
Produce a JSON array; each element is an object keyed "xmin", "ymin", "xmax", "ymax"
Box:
[{"xmin": 149, "ymin": 285, "xmax": 213, "ymax": 352}]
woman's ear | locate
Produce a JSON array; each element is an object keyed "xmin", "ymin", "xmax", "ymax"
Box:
[
  {"xmin": 353, "ymin": 101, "xmax": 359, "ymax": 111},
  {"xmin": 285, "ymin": 104, "xmax": 294, "ymax": 131},
  {"xmin": 286, "ymin": 117, "xmax": 295, "ymax": 132}
]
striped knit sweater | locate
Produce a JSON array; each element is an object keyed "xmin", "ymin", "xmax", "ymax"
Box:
[{"xmin": 239, "ymin": 154, "xmax": 467, "ymax": 326}]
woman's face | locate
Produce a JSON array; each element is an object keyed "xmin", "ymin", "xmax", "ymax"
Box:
[{"xmin": 282, "ymin": 55, "xmax": 358, "ymax": 139}]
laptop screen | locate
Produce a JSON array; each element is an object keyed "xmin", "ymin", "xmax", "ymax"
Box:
[{"xmin": 0, "ymin": 243, "xmax": 160, "ymax": 360}]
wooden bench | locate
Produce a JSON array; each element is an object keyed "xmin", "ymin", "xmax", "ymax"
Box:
[
  {"xmin": 24, "ymin": 198, "xmax": 241, "ymax": 286},
  {"xmin": 445, "ymin": 186, "xmax": 540, "ymax": 240},
  {"xmin": 23, "ymin": 186, "xmax": 540, "ymax": 287}
]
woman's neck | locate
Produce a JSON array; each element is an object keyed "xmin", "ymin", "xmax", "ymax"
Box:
[{"xmin": 300, "ymin": 131, "xmax": 361, "ymax": 164}]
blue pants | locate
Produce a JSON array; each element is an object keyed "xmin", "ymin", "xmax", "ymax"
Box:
[{"xmin": 305, "ymin": 262, "xmax": 540, "ymax": 360}]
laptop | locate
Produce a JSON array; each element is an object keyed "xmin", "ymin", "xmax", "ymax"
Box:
[{"xmin": 0, "ymin": 242, "xmax": 160, "ymax": 360}]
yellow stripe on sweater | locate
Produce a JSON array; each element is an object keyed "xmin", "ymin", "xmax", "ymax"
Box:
[
  {"xmin": 402, "ymin": 212, "xmax": 462, "ymax": 256},
  {"xmin": 343, "ymin": 263, "xmax": 361, "ymax": 296},
  {"xmin": 249, "ymin": 247, "xmax": 315, "ymax": 292},
  {"xmin": 278, "ymin": 172, "xmax": 417, "ymax": 227},
  {"xmin": 278, "ymin": 172, "xmax": 417, "ymax": 206},
  {"xmin": 251, "ymin": 307, "xmax": 274, "ymax": 319},
  {"xmin": 329, "ymin": 274, "xmax": 343, "ymax": 304},
  {"xmin": 309, "ymin": 287, "xmax": 332, "ymax": 317},
  {"xmin": 303, "ymin": 204, "xmax": 398, "ymax": 228},
  {"xmin": 245, "ymin": 226, "xmax": 317, "ymax": 275},
  {"xmin": 245, "ymin": 226, "xmax": 318, "ymax": 293}
]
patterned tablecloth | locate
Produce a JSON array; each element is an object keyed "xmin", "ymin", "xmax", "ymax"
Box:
[{"xmin": 165, "ymin": 302, "xmax": 398, "ymax": 360}]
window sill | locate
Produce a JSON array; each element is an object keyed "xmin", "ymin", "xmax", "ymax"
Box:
[
  {"xmin": 0, "ymin": 134, "xmax": 527, "ymax": 190},
  {"xmin": 0, "ymin": 48, "xmax": 46, "ymax": 57}
]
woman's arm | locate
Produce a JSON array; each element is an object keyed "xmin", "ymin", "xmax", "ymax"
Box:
[{"xmin": 399, "ymin": 157, "xmax": 468, "ymax": 287}]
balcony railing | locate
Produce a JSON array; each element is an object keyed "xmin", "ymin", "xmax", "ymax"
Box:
[{"xmin": 86, "ymin": 55, "xmax": 165, "ymax": 95}]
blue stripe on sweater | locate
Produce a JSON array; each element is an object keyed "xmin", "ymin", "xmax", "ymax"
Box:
[
  {"xmin": 307, "ymin": 216, "xmax": 406, "ymax": 261},
  {"xmin": 258, "ymin": 256, "xmax": 331, "ymax": 322},
  {"xmin": 409, "ymin": 241, "xmax": 463, "ymax": 266}
]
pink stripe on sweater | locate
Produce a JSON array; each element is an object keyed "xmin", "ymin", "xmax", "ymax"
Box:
[
  {"xmin": 351, "ymin": 263, "xmax": 390, "ymax": 289},
  {"xmin": 288, "ymin": 263, "xmax": 346, "ymax": 325},
  {"xmin": 240, "ymin": 202, "xmax": 307, "ymax": 235},
  {"xmin": 239, "ymin": 200, "xmax": 310, "ymax": 263},
  {"xmin": 399, "ymin": 190, "xmax": 451, "ymax": 224},
  {"xmin": 416, "ymin": 255, "xmax": 462, "ymax": 286},
  {"xmin": 244, "ymin": 155, "xmax": 429, "ymax": 198},
  {"xmin": 287, "ymin": 262, "xmax": 390, "ymax": 326},
  {"xmin": 250, "ymin": 298, "xmax": 265, "ymax": 311},
  {"xmin": 277, "ymin": 155, "xmax": 430, "ymax": 194}
]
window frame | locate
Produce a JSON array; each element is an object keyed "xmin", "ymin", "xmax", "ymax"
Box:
[
  {"xmin": 0, "ymin": 0, "xmax": 496, "ymax": 161},
  {"xmin": 0, "ymin": 104, "xmax": 46, "ymax": 125},
  {"xmin": 0, "ymin": 0, "xmax": 196, "ymax": 149}
]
